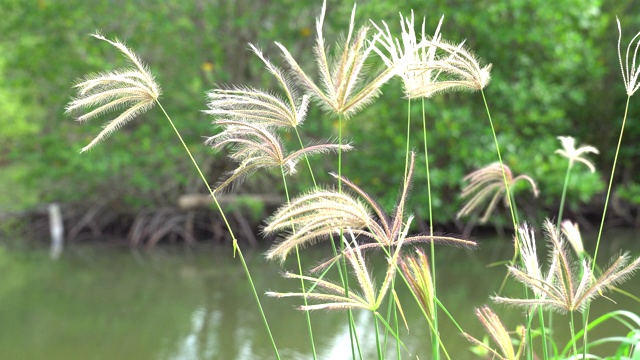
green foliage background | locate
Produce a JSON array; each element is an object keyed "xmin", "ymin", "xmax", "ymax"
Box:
[{"xmin": 1, "ymin": 0, "xmax": 639, "ymax": 231}]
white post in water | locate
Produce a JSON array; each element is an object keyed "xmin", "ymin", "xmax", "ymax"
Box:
[{"xmin": 48, "ymin": 203, "xmax": 64, "ymax": 259}]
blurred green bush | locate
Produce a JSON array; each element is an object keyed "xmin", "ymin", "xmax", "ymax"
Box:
[{"xmin": 1, "ymin": 0, "xmax": 638, "ymax": 231}]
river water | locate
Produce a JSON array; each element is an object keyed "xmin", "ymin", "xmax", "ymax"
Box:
[{"xmin": 1, "ymin": 230, "xmax": 638, "ymax": 359}]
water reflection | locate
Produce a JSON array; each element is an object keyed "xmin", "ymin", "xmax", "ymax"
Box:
[{"xmin": 0, "ymin": 233, "xmax": 638, "ymax": 359}]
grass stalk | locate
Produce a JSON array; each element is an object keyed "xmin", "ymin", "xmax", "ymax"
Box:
[
  {"xmin": 480, "ymin": 90, "xmax": 524, "ymax": 299},
  {"xmin": 479, "ymin": 90, "xmax": 519, "ymax": 237},
  {"xmin": 374, "ymin": 312, "xmax": 383, "ymax": 360},
  {"xmin": 421, "ymin": 98, "xmax": 439, "ymax": 360},
  {"xmin": 404, "ymin": 98, "xmax": 411, "ymax": 179},
  {"xmin": 156, "ymin": 101, "xmax": 281, "ymax": 359},
  {"xmin": 337, "ymin": 114, "xmax": 361, "ymax": 360},
  {"xmin": 294, "ymin": 125, "xmax": 358, "ymax": 359},
  {"xmin": 557, "ymin": 162, "xmax": 572, "ymax": 227},
  {"xmin": 585, "ymin": 96, "xmax": 631, "ymax": 360},
  {"xmin": 593, "ymin": 95, "xmax": 631, "ymax": 267},
  {"xmin": 376, "ymin": 241, "xmax": 451, "ymax": 360},
  {"xmin": 569, "ymin": 311, "xmax": 579, "ymax": 358},
  {"xmin": 280, "ymin": 167, "xmax": 318, "ymax": 360}
]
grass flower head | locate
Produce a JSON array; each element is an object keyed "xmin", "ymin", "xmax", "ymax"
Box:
[
  {"xmin": 371, "ymin": 12, "xmax": 445, "ymax": 99},
  {"xmin": 265, "ymin": 153, "xmax": 476, "ymax": 263},
  {"xmin": 463, "ymin": 306, "xmax": 525, "ymax": 360},
  {"xmin": 617, "ymin": 17, "xmax": 640, "ymax": 96},
  {"xmin": 457, "ymin": 163, "xmax": 539, "ymax": 223},
  {"xmin": 493, "ymin": 220, "xmax": 640, "ymax": 313},
  {"xmin": 399, "ymin": 248, "xmax": 435, "ymax": 318},
  {"xmin": 205, "ymin": 44, "xmax": 309, "ymax": 129},
  {"xmin": 66, "ymin": 33, "xmax": 161, "ymax": 152},
  {"xmin": 561, "ymin": 220, "xmax": 585, "ymax": 256},
  {"xmin": 415, "ymin": 37, "xmax": 492, "ymax": 96},
  {"xmin": 206, "ymin": 120, "xmax": 348, "ymax": 193},
  {"xmin": 555, "ymin": 136, "xmax": 599, "ymax": 173},
  {"xmin": 266, "ymin": 226, "xmax": 407, "ymax": 312},
  {"xmin": 275, "ymin": 0, "xmax": 395, "ymax": 118}
]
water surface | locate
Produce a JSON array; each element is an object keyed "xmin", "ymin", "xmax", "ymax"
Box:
[{"xmin": 1, "ymin": 231, "xmax": 638, "ymax": 359}]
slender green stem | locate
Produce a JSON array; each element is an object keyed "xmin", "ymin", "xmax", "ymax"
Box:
[
  {"xmin": 584, "ymin": 96, "xmax": 631, "ymax": 360},
  {"xmin": 421, "ymin": 98, "xmax": 439, "ymax": 360},
  {"xmin": 569, "ymin": 311, "xmax": 578, "ymax": 357},
  {"xmin": 480, "ymin": 90, "xmax": 519, "ymax": 236},
  {"xmin": 294, "ymin": 128, "xmax": 318, "ymax": 186},
  {"xmin": 480, "ymin": 90, "xmax": 522, "ymax": 298},
  {"xmin": 280, "ymin": 168, "xmax": 317, "ymax": 360},
  {"xmin": 294, "ymin": 125, "xmax": 358, "ymax": 358},
  {"xmin": 593, "ymin": 95, "xmax": 630, "ymax": 267},
  {"xmin": 156, "ymin": 102, "xmax": 280, "ymax": 359},
  {"xmin": 525, "ymin": 312, "xmax": 533, "ymax": 360},
  {"xmin": 393, "ymin": 291, "xmax": 401, "ymax": 360},
  {"xmin": 581, "ymin": 307, "xmax": 589, "ymax": 360},
  {"xmin": 537, "ymin": 307, "xmax": 549, "ymax": 359},
  {"xmin": 387, "ymin": 251, "xmax": 451, "ymax": 360},
  {"xmin": 337, "ymin": 114, "xmax": 360, "ymax": 360},
  {"xmin": 374, "ymin": 312, "xmax": 383, "ymax": 360},
  {"xmin": 557, "ymin": 162, "xmax": 573, "ymax": 228},
  {"xmin": 404, "ymin": 98, "xmax": 411, "ymax": 180},
  {"xmin": 381, "ymin": 278, "xmax": 395, "ymax": 356}
]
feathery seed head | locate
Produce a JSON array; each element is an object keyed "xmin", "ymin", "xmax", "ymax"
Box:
[
  {"xmin": 207, "ymin": 120, "xmax": 348, "ymax": 194},
  {"xmin": 493, "ymin": 220, "xmax": 640, "ymax": 313},
  {"xmin": 66, "ymin": 33, "xmax": 161, "ymax": 152},
  {"xmin": 205, "ymin": 45, "xmax": 309, "ymax": 129},
  {"xmin": 515, "ymin": 223, "xmax": 544, "ymax": 298},
  {"xmin": 266, "ymin": 227, "xmax": 406, "ymax": 312},
  {"xmin": 265, "ymin": 152, "xmax": 477, "ymax": 263},
  {"xmin": 555, "ymin": 136, "xmax": 599, "ymax": 173},
  {"xmin": 463, "ymin": 306, "xmax": 525, "ymax": 360},
  {"xmin": 561, "ymin": 220, "xmax": 585, "ymax": 256},
  {"xmin": 371, "ymin": 13, "xmax": 446, "ymax": 99},
  {"xmin": 617, "ymin": 17, "xmax": 640, "ymax": 96},
  {"xmin": 399, "ymin": 249, "xmax": 435, "ymax": 319},
  {"xmin": 415, "ymin": 38, "xmax": 492, "ymax": 96},
  {"xmin": 457, "ymin": 163, "xmax": 538, "ymax": 223},
  {"xmin": 275, "ymin": 0, "xmax": 395, "ymax": 118}
]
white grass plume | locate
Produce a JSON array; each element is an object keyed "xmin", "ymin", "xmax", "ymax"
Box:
[
  {"xmin": 457, "ymin": 163, "xmax": 538, "ymax": 223},
  {"xmin": 555, "ymin": 136, "xmax": 599, "ymax": 173},
  {"xmin": 463, "ymin": 306, "xmax": 525, "ymax": 360},
  {"xmin": 205, "ymin": 44, "xmax": 309, "ymax": 129},
  {"xmin": 266, "ymin": 227, "xmax": 406, "ymax": 312},
  {"xmin": 617, "ymin": 17, "xmax": 640, "ymax": 96},
  {"xmin": 274, "ymin": 0, "xmax": 395, "ymax": 118},
  {"xmin": 415, "ymin": 37, "xmax": 491, "ymax": 96},
  {"xmin": 493, "ymin": 220, "xmax": 640, "ymax": 313},
  {"xmin": 371, "ymin": 13, "xmax": 446, "ymax": 99},
  {"xmin": 66, "ymin": 33, "xmax": 161, "ymax": 152},
  {"xmin": 207, "ymin": 120, "xmax": 348, "ymax": 193},
  {"xmin": 265, "ymin": 152, "xmax": 476, "ymax": 263}
]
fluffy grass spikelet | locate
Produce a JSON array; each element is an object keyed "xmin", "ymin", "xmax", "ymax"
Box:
[
  {"xmin": 617, "ymin": 17, "xmax": 640, "ymax": 96},
  {"xmin": 207, "ymin": 120, "xmax": 348, "ymax": 194},
  {"xmin": 274, "ymin": 0, "xmax": 395, "ymax": 118},
  {"xmin": 265, "ymin": 152, "xmax": 476, "ymax": 263},
  {"xmin": 561, "ymin": 220, "xmax": 585, "ymax": 257},
  {"xmin": 463, "ymin": 306, "xmax": 525, "ymax": 360},
  {"xmin": 555, "ymin": 136, "xmax": 599, "ymax": 173},
  {"xmin": 205, "ymin": 44, "xmax": 309, "ymax": 129},
  {"xmin": 66, "ymin": 33, "xmax": 161, "ymax": 152},
  {"xmin": 371, "ymin": 13, "xmax": 446, "ymax": 99},
  {"xmin": 266, "ymin": 227, "xmax": 406, "ymax": 312},
  {"xmin": 493, "ymin": 220, "xmax": 640, "ymax": 313},
  {"xmin": 457, "ymin": 163, "xmax": 538, "ymax": 223},
  {"xmin": 422, "ymin": 37, "xmax": 492, "ymax": 94},
  {"xmin": 399, "ymin": 249, "xmax": 435, "ymax": 319}
]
